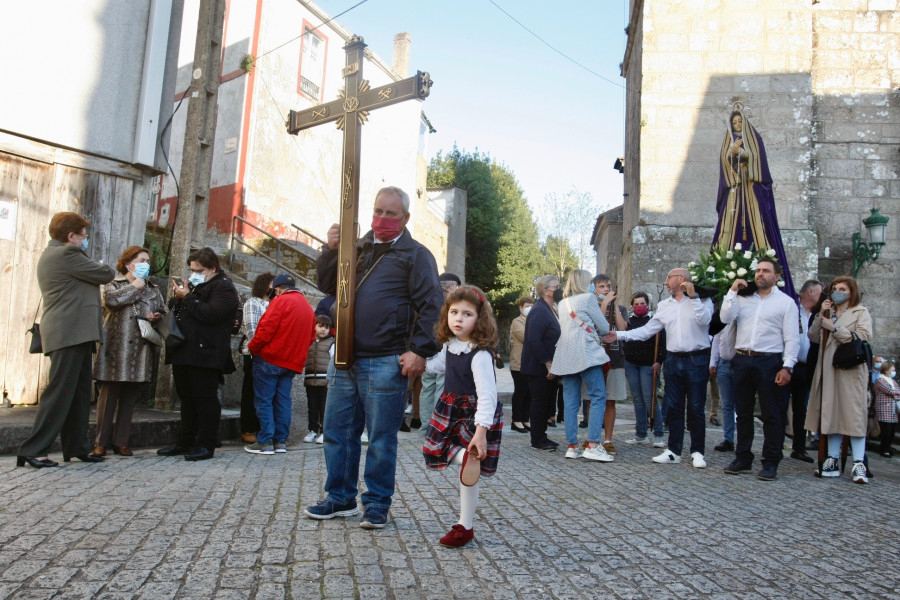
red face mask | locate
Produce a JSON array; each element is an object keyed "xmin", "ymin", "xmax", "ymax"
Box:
[
  {"xmin": 633, "ymin": 304, "xmax": 649, "ymax": 317},
  {"xmin": 372, "ymin": 215, "xmax": 401, "ymax": 242}
]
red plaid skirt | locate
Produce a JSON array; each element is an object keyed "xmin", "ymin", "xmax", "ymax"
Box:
[{"xmin": 423, "ymin": 391, "xmax": 503, "ymax": 476}]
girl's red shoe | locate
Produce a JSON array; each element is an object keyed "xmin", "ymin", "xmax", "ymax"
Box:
[
  {"xmin": 460, "ymin": 450, "xmax": 481, "ymax": 487},
  {"xmin": 439, "ymin": 524, "xmax": 474, "ymax": 548}
]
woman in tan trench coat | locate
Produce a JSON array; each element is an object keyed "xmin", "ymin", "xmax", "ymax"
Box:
[{"xmin": 805, "ymin": 275, "xmax": 872, "ymax": 484}]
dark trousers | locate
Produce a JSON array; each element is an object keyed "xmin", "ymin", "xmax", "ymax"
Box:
[
  {"xmin": 879, "ymin": 421, "xmax": 896, "ymax": 455},
  {"xmin": 19, "ymin": 342, "xmax": 95, "ymax": 458},
  {"xmin": 527, "ymin": 375, "xmax": 556, "ymax": 445},
  {"xmin": 662, "ymin": 352, "xmax": 709, "ymax": 455},
  {"xmin": 95, "ymin": 381, "xmax": 140, "ymax": 448},
  {"xmin": 784, "ymin": 361, "xmax": 810, "ymax": 453},
  {"xmin": 306, "ymin": 384, "xmax": 327, "ymax": 433},
  {"xmin": 172, "ymin": 365, "xmax": 221, "ymax": 450},
  {"xmin": 733, "ymin": 353, "xmax": 787, "ymax": 466},
  {"xmin": 510, "ymin": 370, "xmax": 531, "ymax": 423},
  {"xmin": 240, "ymin": 355, "xmax": 260, "ymax": 433}
]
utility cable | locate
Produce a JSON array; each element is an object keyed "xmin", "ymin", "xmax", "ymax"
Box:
[
  {"xmin": 255, "ymin": 0, "xmax": 371, "ymax": 62},
  {"xmin": 154, "ymin": 84, "xmax": 191, "ymax": 276},
  {"xmin": 487, "ymin": 0, "xmax": 629, "ymax": 92}
]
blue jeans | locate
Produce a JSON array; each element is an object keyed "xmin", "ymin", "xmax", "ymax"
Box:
[
  {"xmin": 663, "ymin": 352, "xmax": 709, "ymax": 455},
  {"xmin": 624, "ymin": 360, "xmax": 663, "ymax": 439},
  {"xmin": 716, "ymin": 359, "xmax": 736, "ymax": 443},
  {"xmin": 562, "ymin": 365, "xmax": 607, "ymax": 445},
  {"xmin": 322, "ymin": 355, "xmax": 406, "ymax": 510},
  {"xmin": 252, "ymin": 357, "xmax": 296, "ymax": 444}
]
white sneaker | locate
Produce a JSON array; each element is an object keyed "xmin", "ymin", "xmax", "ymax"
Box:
[
  {"xmin": 851, "ymin": 461, "xmax": 868, "ymax": 484},
  {"xmin": 303, "ymin": 431, "xmax": 317, "ymax": 443},
  {"xmin": 691, "ymin": 452, "xmax": 707, "ymax": 469},
  {"xmin": 565, "ymin": 445, "xmax": 583, "ymax": 459},
  {"xmin": 582, "ymin": 445, "xmax": 614, "ymax": 462},
  {"xmin": 315, "ymin": 433, "xmax": 324, "ymax": 444},
  {"xmin": 820, "ymin": 456, "xmax": 839, "ymax": 477},
  {"xmin": 652, "ymin": 437, "xmax": 667, "ymax": 448},
  {"xmin": 624, "ymin": 437, "xmax": 649, "ymax": 445},
  {"xmin": 361, "ymin": 432, "xmax": 369, "ymax": 444},
  {"xmin": 652, "ymin": 449, "xmax": 681, "ymax": 464}
]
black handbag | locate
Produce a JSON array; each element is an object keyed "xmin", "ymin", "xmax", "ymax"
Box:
[
  {"xmin": 159, "ymin": 311, "xmax": 186, "ymax": 351},
  {"xmin": 832, "ymin": 331, "xmax": 872, "ymax": 370},
  {"xmin": 27, "ymin": 299, "xmax": 42, "ymax": 354}
]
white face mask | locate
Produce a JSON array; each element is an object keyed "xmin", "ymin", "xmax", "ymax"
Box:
[
  {"xmin": 188, "ymin": 272, "xmax": 207, "ymax": 287},
  {"xmin": 523, "ymin": 306, "xmax": 532, "ymax": 317},
  {"xmin": 890, "ymin": 371, "xmax": 897, "ymax": 378}
]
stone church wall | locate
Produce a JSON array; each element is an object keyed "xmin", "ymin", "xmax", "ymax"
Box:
[{"xmin": 622, "ymin": 0, "xmax": 898, "ymax": 356}]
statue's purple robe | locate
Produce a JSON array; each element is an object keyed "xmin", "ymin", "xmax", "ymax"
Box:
[{"xmin": 711, "ymin": 115, "xmax": 795, "ymax": 299}]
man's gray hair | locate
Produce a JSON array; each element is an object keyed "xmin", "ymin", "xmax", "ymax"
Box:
[{"xmin": 376, "ymin": 186, "xmax": 410, "ymax": 215}]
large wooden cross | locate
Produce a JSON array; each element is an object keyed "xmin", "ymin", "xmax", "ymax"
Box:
[{"xmin": 287, "ymin": 35, "xmax": 432, "ymax": 370}]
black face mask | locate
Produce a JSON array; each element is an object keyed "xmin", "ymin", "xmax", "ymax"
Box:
[
  {"xmin": 267, "ymin": 288, "xmax": 276, "ymax": 300},
  {"xmin": 552, "ymin": 288, "xmax": 564, "ymax": 303}
]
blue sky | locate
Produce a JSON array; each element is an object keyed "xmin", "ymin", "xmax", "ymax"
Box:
[{"xmin": 319, "ymin": 0, "xmax": 629, "ymax": 214}]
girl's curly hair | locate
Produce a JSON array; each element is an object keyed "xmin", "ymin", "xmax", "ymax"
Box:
[{"xmin": 435, "ymin": 285, "xmax": 498, "ymax": 351}]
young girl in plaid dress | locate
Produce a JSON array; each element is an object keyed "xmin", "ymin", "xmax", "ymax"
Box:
[{"xmin": 423, "ymin": 285, "xmax": 503, "ymax": 548}]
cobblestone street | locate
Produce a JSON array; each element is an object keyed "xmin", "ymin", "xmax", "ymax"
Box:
[{"xmin": 1, "ymin": 414, "xmax": 898, "ymax": 600}]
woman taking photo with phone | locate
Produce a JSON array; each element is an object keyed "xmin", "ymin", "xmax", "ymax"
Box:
[
  {"xmin": 92, "ymin": 246, "xmax": 167, "ymax": 457},
  {"xmin": 157, "ymin": 248, "xmax": 239, "ymax": 462}
]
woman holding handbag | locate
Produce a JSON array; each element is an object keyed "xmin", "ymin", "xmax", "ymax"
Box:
[
  {"xmin": 157, "ymin": 247, "xmax": 239, "ymax": 461},
  {"xmin": 92, "ymin": 246, "xmax": 166, "ymax": 456},
  {"xmin": 805, "ymin": 276, "xmax": 873, "ymax": 483}
]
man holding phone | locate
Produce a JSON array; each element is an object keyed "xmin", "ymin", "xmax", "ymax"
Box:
[
  {"xmin": 602, "ymin": 267, "xmax": 713, "ymax": 469},
  {"xmin": 719, "ymin": 258, "xmax": 799, "ymax": 481}
]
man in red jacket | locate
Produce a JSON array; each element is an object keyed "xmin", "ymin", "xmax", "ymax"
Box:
[{"xmin": 245, "ymin": 274, "xmax": 316, "ymax": 455}]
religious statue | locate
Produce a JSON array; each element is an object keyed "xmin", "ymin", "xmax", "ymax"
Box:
[{"xmin": 711, "ymin": 106, "xmax": 795, "ymax": 298}]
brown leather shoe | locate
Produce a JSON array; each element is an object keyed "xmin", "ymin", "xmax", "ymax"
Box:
[
  {"xmin": 113, "ymin": 446, "xmax": 133, "ymax": 456},
  {"xmin": 92, "ymin": 445, "xmax": 107, "ymax": 457},
  {"xmin": 241, "ymin": 432, "xmax": 257, "ymax": 444}
]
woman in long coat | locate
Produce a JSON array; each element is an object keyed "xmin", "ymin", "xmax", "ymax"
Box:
[
  {"xmin": 805, "ymin": 275, "xmax": 872, "ymax": 483},
  {"xmin": 93, "ymin": 246, "xmax": 166, "ymax": 456}
]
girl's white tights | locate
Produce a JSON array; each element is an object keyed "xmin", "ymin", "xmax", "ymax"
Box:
[{"xmin": 451, "ymin": 449, "xmax": 480, "ymax": 529}]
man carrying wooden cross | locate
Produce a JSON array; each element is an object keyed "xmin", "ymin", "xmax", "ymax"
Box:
[{"xmin": 305, "ymin": 186, "xmax": 444, "ymax": 529}]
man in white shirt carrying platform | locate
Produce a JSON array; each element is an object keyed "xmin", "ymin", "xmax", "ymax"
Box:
[
  {"xmin": 603, "ymin": 267, "xmax": 714, "ymax": 469},
  {"xmin": 719, "ymin": 257, "xmax": 799, "ymax": 481}
]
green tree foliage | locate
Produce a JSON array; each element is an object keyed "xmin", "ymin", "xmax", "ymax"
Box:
[
  {"xmin": 541, "ymin": 234, "xmax": 580, "ymax": 282},
  {"xmin": 428, "ymin": 146, "xmax": 542, "ymax": 319}
]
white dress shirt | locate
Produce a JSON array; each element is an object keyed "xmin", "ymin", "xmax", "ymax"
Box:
[
  {"xmin": 617, "ymin": 296, "xmax": 713, "ymax": 353},
  {"xmin": 425, "ymin": 337, "xmax": 497, "ymax": 428},
  {"xmin": 797, "ymin": 306, "xmax": 811, "ymax": 364},
  {"xmin": 719, "ymin": 287, "xmax": 800, "ymax": 368}
]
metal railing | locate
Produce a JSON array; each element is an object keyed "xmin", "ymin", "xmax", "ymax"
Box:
[{"xmin": 228, "ymin": 215, "xmax": 317, "ymax": 288}]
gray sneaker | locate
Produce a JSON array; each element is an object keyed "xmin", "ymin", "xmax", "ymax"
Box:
[
  {"xmin": 274, "ymin": 442, "xmax": 287, "ymax": 454},
  {"xmin": 244, "ymin": 442, "xmax": 274, "ymax": 455}
]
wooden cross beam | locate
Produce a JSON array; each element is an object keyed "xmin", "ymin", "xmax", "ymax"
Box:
[{"xmin": 287, "ymin": 35, "xmax": 432, "ymax": 369}]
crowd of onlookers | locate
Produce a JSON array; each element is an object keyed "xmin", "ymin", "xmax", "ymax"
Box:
[
  {"xmin": 16, "ymin": 208, "xmax": 898, "ymax": 491},
  {"xmin": 507, "ymin": 264, "xmax": 897, "ymax": 484}
]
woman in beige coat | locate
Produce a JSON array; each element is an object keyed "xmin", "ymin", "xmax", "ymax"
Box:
[
  {"xmin": 805, "ymin": 275, "xmax": 872, "ymax": 484},
  {"xmin": 92, "ymin": 246, "xmax": 167, "ymax": 456}
]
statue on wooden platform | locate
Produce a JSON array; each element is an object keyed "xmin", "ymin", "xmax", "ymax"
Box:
[{"xmin": 711, "ymin": 105, "xmax": 795, "ymax": 298}]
